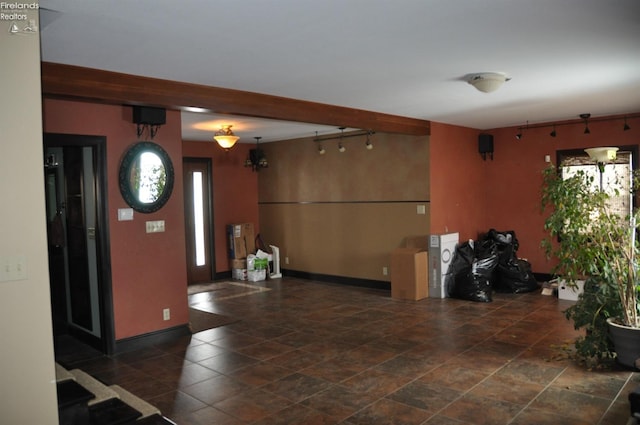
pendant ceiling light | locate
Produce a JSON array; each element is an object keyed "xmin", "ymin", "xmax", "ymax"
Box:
[
  {"xmin": 214, "ymin": 125, "xmax": 239, "ymax": 150},
  {"xmin": 467, "ymin": 72, "xmax": 511, "ymax": 93}
]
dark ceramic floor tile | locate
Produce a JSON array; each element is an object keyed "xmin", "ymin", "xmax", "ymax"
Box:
[
  {"xmin": 438, "ymin": 393, "xmax": 522, "ymax": 425},
  {"xmin": 302, "ymin": 356, "xmax": 369, "ymax": 383},
  {"xmin": 183, "ymin": 342, "xmax": 228, "ymax": 363},
  {"xmin": 234, "ymin": 340, "xmax": 296, "ymax": 360},
  {"xmin": 261, "ymin": 372, "xmax": 333, "ymax": 403},
  {"xmin": 345, "ymin": 398, "xmax": 432, "ymax": 425},
  {"xmin": 529, "ymin": 387, "xmax": 611, "ymax": 422},
  {"xmin": 213, "ymin": 388, "xmax": 292, "ymax": 422},
  {"xmin": 509, "ymin": 407, "xmax": 593, "ymax": 425},
  {"xmin": 493, "ymin": 358, "xmax": 566, "ymax": 385},
  {"xmin": 423, "ymin": 415, "xmax": 470, "ymax": 424},
  {"xmin": 252, "ymin": 403, "xmax": 337, "ymax": 425},
  {"xmin": 341, "ymin": 369, "xmax": 412, "ymax": 398},
  {"xmin": 198, "ymin": 351, "xmax": 260, "ymax": 374},
  {"xmin": 374, "ymin": 353, "xmax": 441, "ymax": 378},
  {"xmin": 387, "ymin": 381, "xmax": 461, "ymax": 413},
  {"xmin": 551, "ymin": 365, "xmax": 630, "ymax": 399},
  {"xmin": 171, "ymin": 406, "xmax": 245, "ymax": 425},
  {"xmin": 418, "ymin": 363, "xmax": 490, "ymax": 392},
  {"xmin": 467, "ymin": 374, "xmax": 544, "ymax": 405},
  {"xmin": 266, "ymin": 348, "xmax": 328, "ymax": 371},
  {"xmin": 300, "ymin": 385, "xmax": 378, "ymax": 423},
  {"xmin": 181, "ymin": 374, "xmax": 249, "ymax": 405},
  {"xmin": 145, "ymin": 390, "xmax": 207, "ymax": 418},
  {"xmin": 228, "ymin": 361, "xmax": 293, "ymax": 386}
]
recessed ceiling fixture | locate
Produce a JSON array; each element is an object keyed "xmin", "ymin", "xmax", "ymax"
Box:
[
  {"xmin": 214, "ymin": 125, "xmax": 239, "ymax": 150},
  {"xmin": 467, "ymin": 72, "xmax": 511, "ymax": 93}
]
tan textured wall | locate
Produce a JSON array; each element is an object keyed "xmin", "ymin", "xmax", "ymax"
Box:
[{"xmin": 257, "ymin": 132, "xmax": 429, "ymax": 281}]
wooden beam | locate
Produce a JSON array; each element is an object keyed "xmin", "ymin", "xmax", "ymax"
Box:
[{"xmin": 41, "ymin": 62, "xmax": 430, "ymax": 136}]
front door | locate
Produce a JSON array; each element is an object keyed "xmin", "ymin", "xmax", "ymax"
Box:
[
  {"xmin": 183, "ymin": 158, "xmax": 214, "ymax": 284},
  {"xmin": 44, "ymin": 133, "xmax": 114, "ymax": 354}
]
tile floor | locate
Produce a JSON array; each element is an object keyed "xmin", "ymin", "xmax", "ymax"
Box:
[{"xmin": 56, "ymin": 277, "xmax": 640, "ymax": 425}]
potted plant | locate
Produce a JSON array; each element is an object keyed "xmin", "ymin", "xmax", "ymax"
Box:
[{"xmin": 541, "ymin": 149, "xmax": 640, "ymax": 368}]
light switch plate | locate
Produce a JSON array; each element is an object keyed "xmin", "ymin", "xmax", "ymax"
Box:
[
  {"xmin": 118, "ymin": 208, "xmax": 134, "ymax": 221},
  {"xmin": 146, "ymin": 220, "xmax": 165, "ymax": 233}
]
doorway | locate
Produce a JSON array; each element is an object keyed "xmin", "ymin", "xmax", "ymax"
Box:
[
  {"xmin": 183, "ymin": 158, "xmax": 215, "ymax": 284},
  {"xmin": 44, "ymin": 133, "xmax": 114, "ymax": 354}
]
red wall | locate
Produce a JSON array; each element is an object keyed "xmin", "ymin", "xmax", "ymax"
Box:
[
  {"xmin": 182, "ymin": 141, "xmax": 259, "ymax": 273},
  {"xmin": 429, "ymin": 122, "xmax": 485, "ymax": 241},
  {"xmin": 430, "ymin": 115, "xmax": 639, "ymax": 275},
  {"xmin": 487, "ymin": 117, "xmax": 639, "ymax": 274},
  {"xmin": 43, "ymin": 99, "xmax": 189, "ymax": 340}
]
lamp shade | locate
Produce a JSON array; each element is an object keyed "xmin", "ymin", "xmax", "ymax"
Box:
[
  {"xmin": 584, "ymin": 147, "xmax": 619, "ymax": 163},
  {"xmin": 468, "ymin": 72, "xmax": 510, "ymax": 93},
  {"xmin": 214, "ymin": 125, "xmax": 239, "ymax": 149}
]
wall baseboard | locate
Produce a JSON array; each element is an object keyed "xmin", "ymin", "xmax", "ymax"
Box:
[
  {"xmin": 283, "ymin": 269, "xmax": 391, "ymax": 291},
  {"xmin": 114, "ymin": 325, "xmax": 190, "ymax": 354}
]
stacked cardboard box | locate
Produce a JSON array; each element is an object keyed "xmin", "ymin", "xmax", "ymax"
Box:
[{"xmin": 227, "ymin": 223, "xmax": 255, "ymax": 280}]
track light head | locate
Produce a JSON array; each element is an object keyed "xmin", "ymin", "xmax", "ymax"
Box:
[
  {"xmin": 550, "ymin": 126, "xmax": 557, "ymax": 138},
  {"xmin": 318, "ymin": 145, "xmax": 326, "ymax": 155},
  {"xmin": 338, "ymin": 143, "xmax": 346, "ymax": 153},
  {"xmin": 515, "ymin": 132, "xmax": 522, "ymax": 140},
  {"xmin": 624, "ymin": 117, "xmax": 631, "ymax": 131}
]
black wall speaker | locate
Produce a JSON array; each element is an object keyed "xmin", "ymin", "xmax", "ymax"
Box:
[
  {"xmin": 478, "ymin": 134, "xmax": 494, "ymax": 160},
  {"xmin": 132, "ymin": 106, "xmax": 166, "ymax": 125}
]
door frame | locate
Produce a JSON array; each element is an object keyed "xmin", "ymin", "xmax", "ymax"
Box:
[
  {"xmin": 44, "ymin": 133, "xmax": 115, "ymax": 354},
  {"xmin": 183, "ymin": 157, "xmax": 215, "ymax": 283}
]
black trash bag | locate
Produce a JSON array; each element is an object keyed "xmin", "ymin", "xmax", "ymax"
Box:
[
  {"xmin": 483, "ymin": 228, "xmax": 519, "ymax": 266},
  {"xmin": 448, "ymin": 240, "xmax": 498, "ymax": 302},
  {"xmin": 494, "ymin": 259, "xmax": 540, "ymax": 293}
]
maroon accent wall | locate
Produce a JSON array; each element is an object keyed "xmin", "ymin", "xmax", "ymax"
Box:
[
  {"xmin": 486, "ymin": 117, "xmax": 638, "ymax": 274},
  {"xmin": 429, "ymin": 122, "xmax": 485, "ymax": 241},
  {"xmin": 182, "ymin": 141, "xmax": 259, "ymax": 273},
  {"xmin": 43, "ymin": 99, "xmax": 188, "ymax": 340}
]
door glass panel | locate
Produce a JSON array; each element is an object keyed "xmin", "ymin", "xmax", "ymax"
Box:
[{"xmin": 193, "ymin": 171, "xmax": 206, "ymax": 266}]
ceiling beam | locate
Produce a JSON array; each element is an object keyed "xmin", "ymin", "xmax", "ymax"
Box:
[{"xmin": 41, "ymin": 62, "xmax": 430, "ymax": 136}]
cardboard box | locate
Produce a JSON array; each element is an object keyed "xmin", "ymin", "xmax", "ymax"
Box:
[
  {"xmin": 230, "ymin": 259, "xmax": 247, "ymax": 270},
  {"xmin": 391, "ymin": 247, "xmax": 429, "ymax": 300},
  {"xmin": 227, "ymin": 223, "xmax": 255, "ymax": 259},
  {"xmin": 558, "ymin": 279, "xmax": 585, "ymax": 301}
]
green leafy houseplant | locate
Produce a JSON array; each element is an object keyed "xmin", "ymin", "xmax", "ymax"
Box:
[{"xmin": 541, "ymin": 162, "xmax": 640, "ymax": 367}]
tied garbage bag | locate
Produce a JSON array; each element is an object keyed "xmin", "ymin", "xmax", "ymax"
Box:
[
  {"xmin": 482, "ymin": 229, "xmax": 539, "ymax": 294},
  {"xmin": 448, "ymin": 240, "xmax": 498, "ymax": 302},
  {"xmin": 495, "ymin": 259, "xmax": 539, "ymax": 293}
]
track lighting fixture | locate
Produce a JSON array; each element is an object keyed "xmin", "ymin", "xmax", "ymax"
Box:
[
  {"xmin": 313, "ymin": 128, "xmax": 375, "ymax": 153},
  {"xmin": 514, "ymin": 114, "xmax": 638, "ymax": 139}
]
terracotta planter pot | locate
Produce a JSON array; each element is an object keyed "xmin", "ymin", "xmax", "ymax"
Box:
[{"xmin": 607, "ymin": 318, "xmax": 640, "ymax": 369}]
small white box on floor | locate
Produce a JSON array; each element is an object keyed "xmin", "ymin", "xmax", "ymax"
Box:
[
  {"xmin": 247, "ymin": 269, "xmax": 266, "ymax": 282},
  {"xmin": 558, "ymin": 279, "xmax": 585, "ymax": 301}
]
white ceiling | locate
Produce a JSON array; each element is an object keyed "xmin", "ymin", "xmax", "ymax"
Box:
[{"xmin": 38, "ymin": 0, "xmax": 640, "ymax": 142}]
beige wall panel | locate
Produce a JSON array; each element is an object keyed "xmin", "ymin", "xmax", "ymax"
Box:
[
  {"xmin": 259, "ymin": 132, "xmax": 429, "ymax": 203},
  {"xmin": 259, "ymin": 202, "xmax": 430, "ymax": 280},
  {"xmin": 257, "ymin": 131, "xmax": 430, "ymax": 281}
]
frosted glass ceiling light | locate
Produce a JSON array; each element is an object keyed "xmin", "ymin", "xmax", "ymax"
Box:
[
  {"xmin": 214, "ymin": 125, "xmax": 239, "ymax": 150},
  {"xmin": 467, "ymin": 72, "xmax": 511, "ymax": 93}
]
